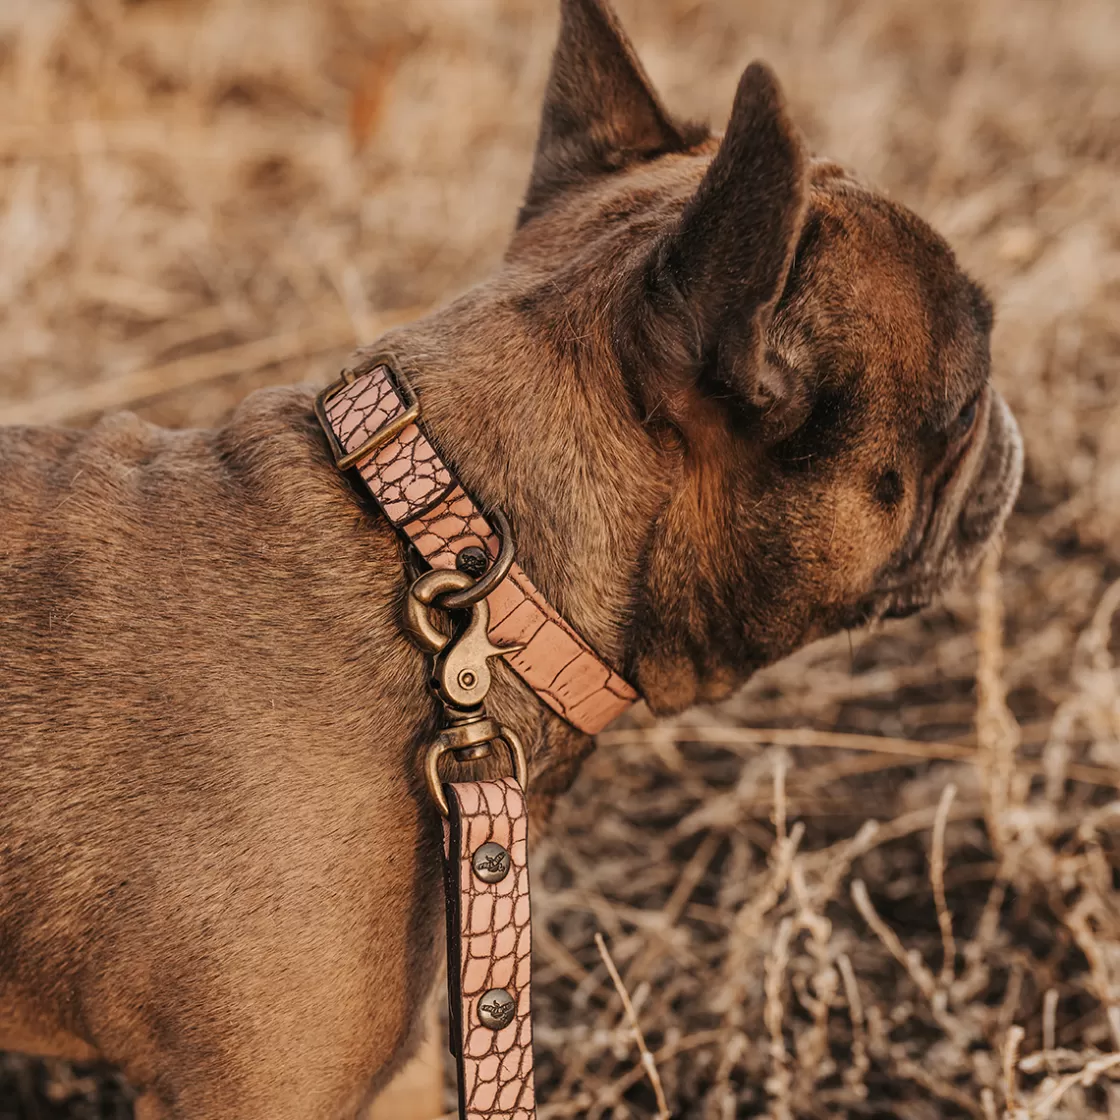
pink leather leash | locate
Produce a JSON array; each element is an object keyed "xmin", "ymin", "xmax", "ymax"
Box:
[
  {"xmin": 317, "ymin": 356, "xmax": 638, "ymax": 735},
  {"xmin": 443, "ymin": 779, "xmax": 535, "ymax": 1118},
  {"xmin": 316, "ymin": 354, "xmax": 637, "ymax": 1118}
]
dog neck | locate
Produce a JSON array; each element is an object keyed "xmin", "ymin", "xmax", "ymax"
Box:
[
  {"xmin": 368, "ymin": 291, "xmax": 670, "ymax": 684},
  {"xmin": 301, "ymin": 286, "xmax": 676, "ymax": 797}
]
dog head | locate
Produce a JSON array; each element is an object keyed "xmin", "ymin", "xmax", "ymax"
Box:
[{"xmin": 500, "ymin": 0, "xmax": 1023, "ymax": 715}]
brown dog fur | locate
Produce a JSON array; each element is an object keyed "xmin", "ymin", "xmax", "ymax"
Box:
[{"xmin": 0, "ymin": 1, "xmax": 1022, "ymax": 1116}]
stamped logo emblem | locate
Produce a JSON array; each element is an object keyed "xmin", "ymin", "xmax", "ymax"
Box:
[
  {"xmin": 471, "ymin": 841, "xmax": 511, "ymax": 884},
  {"xmin": 477, "ymin": 987, "xmax": 517, "ymax": 1030}
]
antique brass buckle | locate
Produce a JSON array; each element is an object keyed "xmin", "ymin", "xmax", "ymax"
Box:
[
  {"xmin": 313, "ymin": 356, "xmax": 421, "ymax": 471},
  {"xmin": 406, "ymin": 565, "xmax": 526, "ymax": 817}
]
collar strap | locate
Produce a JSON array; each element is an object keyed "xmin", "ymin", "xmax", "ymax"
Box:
[{"xmin": 316, "ymin": 358, "xmax": 638, "ymax": 734}]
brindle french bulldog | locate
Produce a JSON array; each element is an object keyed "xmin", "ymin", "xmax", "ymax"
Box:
[{"xmin": 0, "ymin": 0, "xmax": 1022, "ymax": 1116}]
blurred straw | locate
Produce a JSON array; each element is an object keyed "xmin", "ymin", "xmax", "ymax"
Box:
[{"xmin": 0, "ymin": 307, "xmax": 424, "ymax": 427}]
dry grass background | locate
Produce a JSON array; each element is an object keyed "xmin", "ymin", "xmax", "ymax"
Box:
[{"xmin": 0, "ymin": 0, "xmax": 1118, "ymax": 1117}]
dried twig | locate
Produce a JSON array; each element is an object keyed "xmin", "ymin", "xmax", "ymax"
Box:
[
  {"xmin": 851, "ymin": 879, "xmax": 937, "ymax": 1002},
  {"xmin": 600, "ymin": 727, "xmax": 1120, "ymax": 792},
  {"xmin": 763, "ymin": 917, "xmax": 794, "ymax": 1120},
  {"xmin": 594, "ymin": 932, "xmax": 671, "ymax": 1120},
  {"xmin": 932, "ymin": 781, "xmax": 958, "ymax": 988},
  {"xmin": 1003, "ymin": 1025, "xmax": 1025, "ymax": 1112},
  {"xmin": 1029, "ymin": 1050, "xmax": 1120, "ymax": 1116},
  {"xmin": 976, "ymin": 546, "xmax": 1023, "ymax": 855},
  {"xmin": 837, "ymin": 954, "xmax": 870, "ymax": 1100}
]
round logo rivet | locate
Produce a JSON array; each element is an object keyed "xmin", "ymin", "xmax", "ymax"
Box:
[
  {"xmin": 456, "ymin": 546, "xmax": 490, "ymax": 578},
  {"xmin": 471, "ymin": 841, "xmax": 511, "ymax": 884},
  {"xmin": 477, "ymin": 988, "xmax": 516, "ymax": 1030}
]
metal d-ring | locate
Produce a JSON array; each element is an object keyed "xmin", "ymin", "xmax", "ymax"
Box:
[{"xmin": 435, "ymin": 509, "xmax": 515, "ymax": 612}]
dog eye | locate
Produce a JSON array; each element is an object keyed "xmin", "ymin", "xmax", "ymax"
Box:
[{"xmin": 953, "ymin": 394, "xmax": 980, "ymax": 435}]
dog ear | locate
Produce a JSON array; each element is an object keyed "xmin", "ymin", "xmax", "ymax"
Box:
[
  {"xmin": 618, "ymin": 62, "xmax": 811, "ymax": 441},
  {"xmin": 519, "ymin": 0, "xmax": 693, "ymax": 223}
]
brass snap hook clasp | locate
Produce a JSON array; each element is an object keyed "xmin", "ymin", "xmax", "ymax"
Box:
[
  {"xmin": 403, "ymin": 511, "xmax": 525, "ymax": 817},
  {"xmin": 404, "ymin": 569, "xmax": 523, "ymax": 711},
  {"xmin": 404, "ymin": 568, "xmax": 467, "ymax": 656}
]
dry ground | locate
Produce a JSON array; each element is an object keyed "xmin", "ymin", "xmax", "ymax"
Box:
[{"xmin": 1, "ymin": 0, "xmax": 1118, "ymax": 1117}]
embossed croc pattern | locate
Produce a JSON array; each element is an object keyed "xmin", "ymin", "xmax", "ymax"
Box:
[{"xmin": 444, "ymin": 779, "xmax": 535, "ymax": 1120}]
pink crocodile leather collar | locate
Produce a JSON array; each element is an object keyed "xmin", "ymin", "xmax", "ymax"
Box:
[{"xmin": 317, "ymin": 356, "xmax": 639, "ymax": 735}]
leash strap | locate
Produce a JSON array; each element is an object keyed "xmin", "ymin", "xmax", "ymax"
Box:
[
  {"xmin": 443, "ymin": 778, "xmax": 535, "ymax": 1119},
  {"xmin": 318, "ymin": 359, "xmax": 638, "ymax": 735}
]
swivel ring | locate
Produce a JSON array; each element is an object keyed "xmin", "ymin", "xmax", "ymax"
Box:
[{"xmin": 425, "ymin": 726, "xmax": 528, "ymax": 818}]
